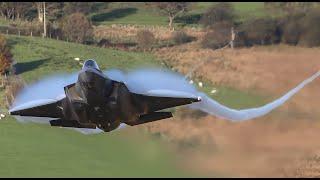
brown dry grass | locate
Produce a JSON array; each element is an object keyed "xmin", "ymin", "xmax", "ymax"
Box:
[
  {"xmin": 154, "ymin": 42, "xmax": 320, "ymax": 115},
  {"xmin": 148, "ymin": 41, "xmax": 320, "ymax": 177},
  {"xmin": 142, "ymin": 112, "xmax": 320, "ymax": 177},
  {"xmin": 96, "ymin": 25, "xmax": 320, "ymax": 177},
  {"xmin": 94, "ymin": 24, "xmax": 205, "ymax": 41}
]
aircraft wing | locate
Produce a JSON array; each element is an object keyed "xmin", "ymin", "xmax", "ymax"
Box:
[
  {"xmin": 9, "ymin": 98, "xmax": 65, "ymax": 118},
  {"xmin": 119, "ymin": 89, "xmax": 201, "ymax": 126},
  {"xmin": 131, "ymin": 89, "xmax": 201, "ymax": 113}
]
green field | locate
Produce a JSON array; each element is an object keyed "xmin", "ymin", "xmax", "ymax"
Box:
[
  {"xmin": 0, "ymin": 119, "xmax": 195, "ymax": 177},
  {"xmin": 0, "ymin": 35, "xmax": 270, "ymax": 177},
  {"xmin": 8, "ymin": 35, "xmax": 160, "ymax": 83},
  {"xmin": 0, "ymin": 2, "xmax": 277, "ymax": 29},
  {"xmin": 90, "ymin": 3, "xmax": 168, "ymax": 26},
  {"xmin": 90, "ymin": 2, "xmax": 270, "ymax": 27}
]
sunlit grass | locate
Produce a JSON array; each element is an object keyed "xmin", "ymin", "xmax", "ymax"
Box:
[{"xmin": 0, "ymin": 35, "xmax": 271, "ymax": 177}]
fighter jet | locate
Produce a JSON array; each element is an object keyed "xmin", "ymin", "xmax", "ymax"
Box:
[{"xmin": 9, "ymin": 59, "xmax": 201, "ymax": 132}]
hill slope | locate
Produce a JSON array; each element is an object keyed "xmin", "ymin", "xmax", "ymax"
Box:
[
  {"xmin": 0, "ymin": 36, "xmax": 192, "ymax": 177},
  {"xmin": 0, "ymin": 35, "xmax": 272, "ymax": 177}
]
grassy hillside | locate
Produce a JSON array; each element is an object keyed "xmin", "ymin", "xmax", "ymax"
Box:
[
  {"xmin": 0, "ymin": 119, "xmax": 194, "ymax": 177},
  {"xmin": 0, "ymin": 3, "xmax": 278, "ymax": 30},
  {"xmin": 0, "ymin": 35, "xmax": 270, "ymax": 177},
  {"xmin": 8, "ymin": 35, "xmax": 268, "ymax": 109},
  {"xmin": 91, "ymin": 3, "xmax": 168, "ymax": 26},
  {"xmin": 1, "ymin": 36, "xmax": 192, "ymax": 177},
  {"xmin": 91, "ymin": 2, "xmax": 269, "ymax": 27},
  {"xmin": 8, "ymin": 35, "xmax": 160, "ymax": 83}
]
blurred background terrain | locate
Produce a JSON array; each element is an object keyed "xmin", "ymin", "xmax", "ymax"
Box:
[{"xmin": 0, "ymin": 2, "xmax": 320, "ymax": 177}]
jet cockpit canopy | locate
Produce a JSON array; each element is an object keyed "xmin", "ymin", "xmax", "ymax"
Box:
[{"xmin": 82, "ymin": 59, "xmax": 100, "ymax": 70}]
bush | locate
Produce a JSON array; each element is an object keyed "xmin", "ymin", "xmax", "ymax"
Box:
[
  {"xmin": 47, "ymin": 21, "xmax": 63, "ymax": 39},
  {"xmin": 200, "ymin": 2, "xmax": 235, "ymax": 28},
  {"xmin": 238, "ymin": 17, "xmax": 281, "ymax": 46},
  {"xmin": 4, "ymin": 76, "xmax": 25, "ymax": 107},
  {"xmin": 136, "ymin": 30, "xmax": 155, "ymax": 50},
  {"xmin": 172, "ymin": 31, "xmax": 194, "ymax": 45},
  {"xmin": 61, "ymin": 13, "xmax": 93, "ymax": 43},
  {"xmin": 298, "ymin": 10, "xmax": 320, "ymax": 47},
  {"xmin": 233, "ymin": 31, "xmax": 248, "ymax": 48},
  {"xmin": 280, "ymin": 12, "xmax": 305, "ymax": 45},
  {"xmin": 0, "ymin": 34, "xmax": 13, "ymax": 75},
  {"xmin": 97, "ymin": 38, "xmax": 112, "ymax": 47},
  {"xmin": 201, "ymin": 22, "xmax": 232, "ymax": 49},
  {"xmin": 283, "ymin": 21, "xmax": 300, "ymax": 45}
]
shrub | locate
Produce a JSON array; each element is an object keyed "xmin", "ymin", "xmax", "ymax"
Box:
[
  {"xmin": 61, "ymin": 13, "xmax": 93, "ymax": 43},
  {"xmin": 172, "ymin": 31, "xmax": 194, "ymax": 45},
  {"xmin": 97, "ymin": 38, "xmax": 112, "ymax": 48},
  {"xmin": 281, "ymin": 21, "xmax": 302, "ymax": 45},
  {"xmin": 136, "ymin": 30, "xmax": 155, "ymax": 50},
  {"xmin": 47, "ymin": 21, "xmax": 63, "ymax": 39},
  {"xmin": 201, "ymin": 22, "xmax": 232, "ymax": 49},
  {"xmin": 233, "ymin": 31, "xmax": 248, "ymax": 48},
  {"xmin": 239, "ymin": 17, "xmax": 281, "ymax": 46},
  {"xmin": 298, "ymin": 10, "xmax": 320, "ymax": 47},
  {"xmin": 4, "ymin": 76, "xmax": 25, "ymax": 107},
  {"xmin": 0, "ymin": 34, "xmax": 13, "ymax": 75},
  {"xmin": 200, "ymin": 2, "xmax": 235, "ymax": 28},
  {"xmin": 280, "ymin": 12, "xmax": 305, "ymax": 45}
]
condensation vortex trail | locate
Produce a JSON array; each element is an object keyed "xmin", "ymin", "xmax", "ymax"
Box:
[{"xmin": 189, "ymin": 71, "xmax": 320, "ymax": 121}]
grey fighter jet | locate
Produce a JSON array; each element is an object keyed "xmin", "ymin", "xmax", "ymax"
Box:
[{"xmin": 9, "ymin": 60, "xmax": 201, "ymax": 132}]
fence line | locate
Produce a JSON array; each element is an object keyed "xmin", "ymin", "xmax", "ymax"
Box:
[{"xmin": 0, "ymin": 26, "xmax": 63, "ymax": 42}]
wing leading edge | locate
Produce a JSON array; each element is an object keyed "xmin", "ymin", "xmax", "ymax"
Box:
[
  {"xmin": 9, "ymin": 98, "xmax": 64, "ymax": 118},
  {"xmin": 131, "ymin": 91, "xmax": 201, "ymax": 113}
]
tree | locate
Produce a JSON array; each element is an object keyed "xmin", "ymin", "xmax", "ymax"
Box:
[
  {"xmin": 43, "ymin": 2, "xmax": 46, "ymax": 38},
  {"xmin": 201, "ymin": 22, "xmax": 232, "ymax": 49},
  {"xmin": 63, "ymin": 2, "xmax": 94, "ymax": 15},
  {"xmin": 33, "ymin": 2, "xmax": 43, "ymax": 22},
  {"xmin": 239, "ymin": 17, "xmax": 280, "ymax": 46},
  {"xmin": 0, "ymin": 2, "xmax": 34, "ymax": 20},
  {"xmin": 46, "ymin": 2, "xmax": 64, "ymax": 22},
  {"xmin": 13, "ymin": 2, "xmax": 30, "ymax": 20},
  {"xmin": 200, "ymin": 2, "xmax": 235, "ymax": 28},
  {"xmin": 280, "ymin": 12, "xmax": 305, "ymax": 45},
  {"xmin": 299, "ymin": 10, "xmax": 320, "ymax": 47},
  {"xmin": 0, "ymin": 34, "xmax": 13, "ymax": 75},
  {"xmin": 0, "ymin": 2, "xmax": 16, "ymax": 20},
  {"xmin": 61, "ymin": 13, "xmax": 93, "ymax": 43},
  {"xmin": 149, "ymin": 2, "xmax": 191, "ymax": 31},
  {"xmin": 264, "ymin": 2, "xmax": 317, "ymax": 15}
]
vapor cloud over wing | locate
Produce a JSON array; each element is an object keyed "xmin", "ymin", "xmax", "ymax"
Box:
[
  {"xmin": 106, "ymin": 68, "xmax": 320, "ymax": 122},
  {"xmin": 9, "ymin": 67, "xmax": 320, "ymax": 134}
]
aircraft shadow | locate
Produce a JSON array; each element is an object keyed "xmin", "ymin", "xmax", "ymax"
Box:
[{"xmin": 14, "ymin": 58, "xmax": 50, "ymax": 75}]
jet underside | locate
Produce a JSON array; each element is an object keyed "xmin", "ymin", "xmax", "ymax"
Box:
[{"xmin": 9, "ymin": 60, "xmax": 200, "ymax": 132}]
